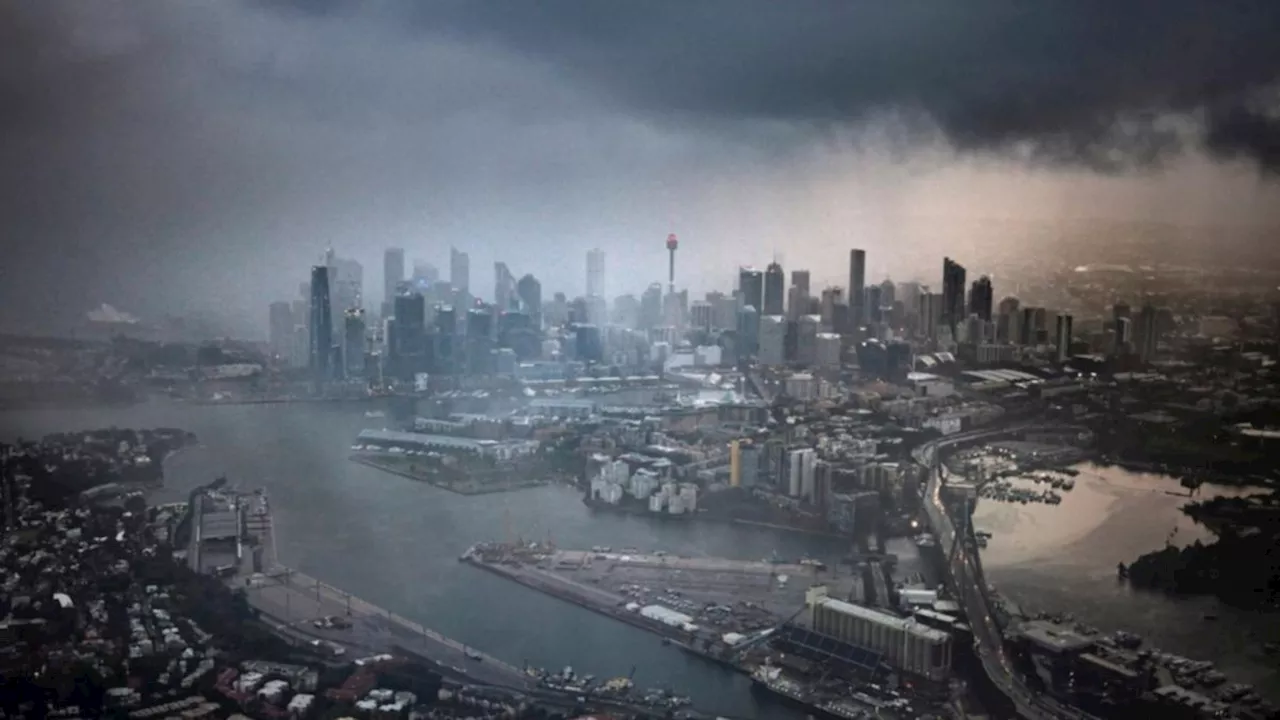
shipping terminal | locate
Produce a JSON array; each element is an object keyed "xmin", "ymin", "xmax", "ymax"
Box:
[{"xmin": 460, "ymin": 541, "xmax": 959, "ymax": 719}]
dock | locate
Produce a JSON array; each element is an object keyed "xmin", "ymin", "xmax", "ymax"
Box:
[{"xmin": 459, "ymin": 544, "xmax": 858, "ymax": 662}]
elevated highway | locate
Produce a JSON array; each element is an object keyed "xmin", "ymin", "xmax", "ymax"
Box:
[{"xmin": 914, "ymin": 425, "xmax": 1095, "ymax": 720}]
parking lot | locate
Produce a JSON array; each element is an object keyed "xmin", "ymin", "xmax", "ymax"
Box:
[{"xmin": 545, "ymin": 550, "xmax": 861, "ymax": 625}]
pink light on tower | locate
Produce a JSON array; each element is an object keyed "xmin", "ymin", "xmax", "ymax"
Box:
[{"xmin": 666, "ymin": 233, "xmax": 678, "ymax": 292}]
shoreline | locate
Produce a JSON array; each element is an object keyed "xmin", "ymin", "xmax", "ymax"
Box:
[
  {"xmin": 349, "ymin": 455, "xmax": 551, "ymax": 495},
  {"xmin": 582, "ymin": 496, "xmax": 849, "ymax": 539},
  {"xmin": 191, "ymin": 396, "xmax": 387, "ymax": 407},
  {"xmin": 460, "ymin": 553, "xmax": 746, "ymax": 674}
]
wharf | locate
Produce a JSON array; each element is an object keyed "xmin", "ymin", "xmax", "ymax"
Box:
[
  {"xmin": 461, "ymin": 550, "xmax": 744, "ymax": 669},
  {"xmin": 460, "ymin": 545, "xmax": 863, "ymax": 656},
  {"xmin": 350, "ymin": 454, "xmax": 550, "ymax": 495}
]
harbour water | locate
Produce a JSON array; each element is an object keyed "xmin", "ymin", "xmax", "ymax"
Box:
[
  {"xmin": 974, "ymin": 462, "xmax": 1279, "ymax": 698},
  {"xmin": 4, "ymin": 400, "xmax": 1277, "ymax": 709}
]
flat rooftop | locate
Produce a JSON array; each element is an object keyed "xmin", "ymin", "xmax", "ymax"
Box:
[
  {"xmin": 357, "ymin": 429, "xmax": 535, "ymax": 451},
  {"xmin": 1015, "ymin": 620, "xmax": 1096, "ymax": 654},
  {"xmin": 200, "ymin": 510, "xmax": 239, "ymax": 541},
  {"xmin": 815, "ymin": 596, "xmax": 949, "ymax": 643}
]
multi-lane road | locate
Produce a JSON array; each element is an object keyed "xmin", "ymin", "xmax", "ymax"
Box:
[
  {"xmin": 916, "ymin": 425, "xmax": 1095, "ymax": 720},
  {"xmin": 242, "ymin": 566, "xmax": 535, "ymax": 689}
]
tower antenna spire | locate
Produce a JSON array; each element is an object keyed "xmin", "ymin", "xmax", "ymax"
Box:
[{"xmin": 665, "ymin": 233, "xmax": 679, "ymax": 294}]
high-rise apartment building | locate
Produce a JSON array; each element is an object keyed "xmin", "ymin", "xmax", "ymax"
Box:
[
  {"xmin": 764, "ymin": 262, "xmax": 786, "ymax": 316},
  {"xmin": 849, "ymin": 249, "xmax": 866, "ymax": 332}
]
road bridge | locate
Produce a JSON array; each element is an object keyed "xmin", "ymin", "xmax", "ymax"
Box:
[{"xmin": 915, "ymin": 425, "xmax": 1095, "ymax": 720}]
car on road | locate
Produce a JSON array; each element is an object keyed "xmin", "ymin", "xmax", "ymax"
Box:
[
  {"xmin": 310, "ymin": 639, "xmax": 346, "ymax": 657},
  {"xmin": 313, "ymin": 615, "xmax": 352, "ymax": 630}
]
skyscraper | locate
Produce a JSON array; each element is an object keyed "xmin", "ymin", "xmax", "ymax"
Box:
[
  {"xmin": 764, "ymin": 262, "xmax": 785, "ymax": 316},
  {"xmin": 848, "ymin": 249, "xmax": 866, "ymax": 332},
  {"xmin": 738, "ymin": 267, "xmax": 764, "ymax": 314},
  {"xmin": 820, "ymin": 287, "xmax": 844, "ymax": 329},
  {"xmin": 494, "ymin": 261, "xmax": 516, "ymax": 311},
  {"xmin": 308, "ymin": 265, "xmax": 333, "ymax": 379},
  {"xmin": 788, "ymin": 270, "xmax": 811, "ymax": 320},
  {"xmin": 391, "ymin": 291, "xmax": 426, "ymax": 379},
  {"xmin": 450, "ymin": 247, "xmax": 470, "ymax": 294},
  {"xmin": 640, "ymin": 283, "xmax": 663, "ymax": 329},
  {"xmin": 586, "ymin": 248, "xmax": 606, "ymax": 298},
  {"xmin": 383, "ymin": 248, "xmax": 405, "ymax": 306},
  {"xmin": 268, "ymin": 301, "xmax": 293, "ymax": 359},
  {"xmin": 516, "ymin": 274, "xmax": 542, "ymax": 326},
  {"xmin": 758, "ymin": 315, "xmax": 787, "ymax": 366},
  {"xmin": 738, "ymin": 268, "xmax": 764, "ymax": 343},
  {"xmin": 968, "ymin": 275, "xmax": 994, "ymax": 322},
  {"xmin": 919, "ymin": 290, "xmax": 943, "ymax": 340},
  {"xmin": 942, "ymin": 257, "xmax": 967, "ymax": 331},
  {"xmin": 866, "ymin": 284, "xmax": 883, "ymax": 324},
  {"xmin": 1136, "ymin": 304, "xmax": 1158, "ymax": 362},
  {"xmin": 411, "ymin": 260, "xmax": 439, "ymax": 286},
  {"xmin": 1055, "ymin": 314, "xmax": 1073, "ymax": 362},
  {"xmin": 344, "ymin": 308, "xmax": 367, "ymax": 376}
]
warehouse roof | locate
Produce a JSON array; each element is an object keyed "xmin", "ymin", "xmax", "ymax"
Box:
[
  {"xmin": 815, "ymin": 596, "xmax": 949, "ymax": 642},
  {"xmin": 358, "ymin": 429, "xmax": 494, "ymax": 450}
]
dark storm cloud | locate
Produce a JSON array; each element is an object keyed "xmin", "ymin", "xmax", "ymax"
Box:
[
  {"xmin": 273, "ymin": 0, "xmax": 1280, "ymax": 173},
  {"xmin": 2, "ymin": 0, "xmax": 1279, "ymax": 337}
]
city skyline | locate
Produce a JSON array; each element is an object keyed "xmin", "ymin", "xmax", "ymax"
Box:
[{"xmin": 4, "ymin": 2, "xmax": 1280, "ymax": 339}]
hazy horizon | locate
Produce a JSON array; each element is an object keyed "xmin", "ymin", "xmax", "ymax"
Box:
[{"xmin": 4, "ymin": 2, "xmax": 1280, "ymax": 338}]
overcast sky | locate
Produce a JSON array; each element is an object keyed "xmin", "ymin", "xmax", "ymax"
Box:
[{"xmin": 3, "ymin": 1, "xmax": 1279, "ymax": 337}]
